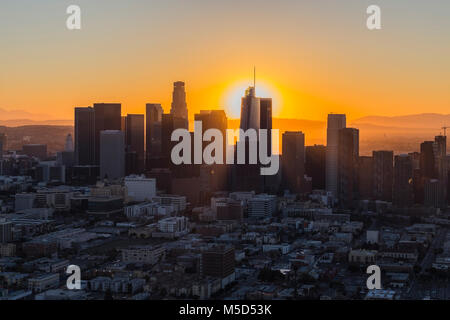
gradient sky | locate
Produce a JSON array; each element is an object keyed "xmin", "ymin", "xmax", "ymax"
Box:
[{"xmin": 1, "ymin": 0, "xmax": 449, "ymax": 121}]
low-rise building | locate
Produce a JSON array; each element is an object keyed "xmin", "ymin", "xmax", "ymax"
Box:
[
  {"xmin": 28, "ymin": 274, "xmax": 60, "ymax": 293},
  {"xmin": 121, "ymin": 245, "xmax": 166, "ymax": 264}
]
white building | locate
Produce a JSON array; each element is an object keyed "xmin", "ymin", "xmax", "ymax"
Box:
[
  {"xmin": 121, "ymin": 245, "xmax": 166, "ymax": 264},
  {"xmin": 157, "ymin": 217, "xmax": 188, "ymax": 233},
  {"xmin": 125, "ymin": 175, "xmax": 156, "ymax": 202}
]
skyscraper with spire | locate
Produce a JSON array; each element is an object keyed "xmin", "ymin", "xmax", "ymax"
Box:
[
  {"xmin": 233, "ymin": 71, "xmax": 275, "ymax": 193},
  {"xmin": 240, "ymin": 86, "xmax": 260, "ymax": 132}
]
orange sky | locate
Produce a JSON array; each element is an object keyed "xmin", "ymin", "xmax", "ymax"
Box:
[{"xmin": 1, "ymin": 1, "xmax": 449, "ymax": 122}]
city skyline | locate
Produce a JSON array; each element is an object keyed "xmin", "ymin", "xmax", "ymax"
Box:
[{"xmin": 1, "ymin": 1, "xmax": 450, "ymax": 305}]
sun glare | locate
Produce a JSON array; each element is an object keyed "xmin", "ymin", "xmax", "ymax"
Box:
[{"xmin": 222, "ymin": 80, "xmax": 282, "ymax": 119}]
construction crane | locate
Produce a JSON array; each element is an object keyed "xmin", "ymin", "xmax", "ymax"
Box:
[{"xmin": 442, "ymin": 126, "xmax": 450, "ymax": 136}]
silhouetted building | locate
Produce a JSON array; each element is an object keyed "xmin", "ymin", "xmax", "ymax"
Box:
[
  {"xmin": 195, "ymin": 110, "xmax": 228, "ymax": 191},
  {"xmin": 233, "ymin": 87, "xmax": 273, "ymax": 193},
  {"xmin": 447, "ymin": 155, "xmax": 450, "ymax": 203},
  {"xmin": 161, "ymin": 113, "xmax": 191, "ymax": 170},
  {"xmin": 409, "ymin": 151, "xmax": 422, "ymax": 204},
  {"xmin": 418, "ymin": 141, "xmax": 436, "ymax": 205},
  {"xmin": 74, "ymin": 107, "xmax": 95, "ymax": 166},
  {"xmin": 418, "ymin": 137, "xmax": 447, "ymax": 208},
  {"xmin": 326, "ymin": 114, "xmax": 346, "ymax": 198},
  {"xmin": 121, "ymin": 116, "xmax": 126, "ymax": 131},
  {"xmin": 146, "ymin": 103, "xmax": 163, "ymax": 170},
  {"xmin": 57, "ymin": 151, "xmax": 75, "ymax": 167},
  {"xmin": 282, "ymin": 132, "xmax": 305, "ymax": 194},
  {"xmin": 420, "ymin": 141, "xmax": 436, "ymax": 179},
  {"xmin": 100, "ymin": 130, "xmax": 125, "ymax": 180},
  {"xmin": 305, "ymin": 145, "xmax": 326, "ymax": 190},
  {"xmin": 358, "ymin": 156, "xmax": 373, "ymax": 200},
  {"xmin": 0, "ymin": 220, "xmax": 13, "ymax": 244},
  {"xmin": 170, "ymin": 81, "xmax": 188, "ymax": 129},
  {"xmin": 125, "ymin": 114, "xmax": 145, "ymax": 174},
  {"xmin": 424, "ymin": 179, "xmax": 444, "ymax": 208},
  {"xmin": 201, "ymin": 245, "xmax": 235, "ymax": 282},
  {"xmin": 433, "ymin": 135, "xmax": 447, "ymax": 208},
  {"xmin": 94, "ymin": 103, "xmax": 121, "ymax": 165},
  {"xmin": 372, "ymin": 151, "xmax": 393, "ymax": 202},
  {"xmin": 0, "ymin": 133, "xmax": 7, "ymax": 158},
  {"xmin": 337, "ymin": 128, "xmax": 359, "ymax": 208},
  {"xmin": 393, "ymin": 154, "xmax": 414, "ymax": 207},
  {"xmin": 147, "ymin": 168, "xmax": 172, "ymax": 193},
  {"xmin": 260, "ymin": 98, "xmax": 272, "ymax": 156},
  {"xmin": 409, "ymin": 152, "xmax": 420, "ymax": 170},
  {"xmin": 240, "ymin": 86, "xmax": 260, "ymax": 131},
  {"xmin": 23, "ymin": 144, "xmax": 47, "ymax": 160},
  {"xmin": 71, "ymin": 165, "xmax": 100, "ymax": 185},
  {"xmin": 125, "ymin": 151, "xmax": 137, "ymax": 177},
  {"xmin": 195, "ymin": 110, "xmax": 228, "ymax": 163}
]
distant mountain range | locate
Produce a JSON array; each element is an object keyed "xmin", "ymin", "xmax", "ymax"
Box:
[
  {"xmin": 0, "ymin": 107, "xmax": 59, "ymax": 120},
  {"xmin": 0, "ymin": 112, "xmax": 448, "ymax": 155},
  {"xmin": 0, "ymin": 125, "xmax": 73, "ymax": 155},
  {"xmin": 0, "ymin": 119, "xmax": 74, "ymax": 126},
  {"xmin": 0, "ymin": 108, "xmax": 72, "ymax": 126},
  {"xmin": 1, "ymin": 110, "xmax": 448, "ymax": 129},
  {"xmin": 351, "ymin": 113, "xmax": 450, "ymax": 129}
]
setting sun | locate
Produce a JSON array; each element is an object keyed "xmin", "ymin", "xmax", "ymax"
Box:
[{"xmin": 222, "ymin": 79, "xmax": 283, "ymax": 119}]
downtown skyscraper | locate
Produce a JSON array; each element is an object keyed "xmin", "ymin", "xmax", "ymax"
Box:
[
  {"xmin": 100, "ymin": 130, "xmax": 125, "ymax": 180},
  {"xmin": 74, "ymin": 107, "xmax": 95, "ymax": 166},
  {"xmin": 170, "ymin": 81, "xmax": 188, "ymax": 129},
  {"xmin": 282, "ymin": 131, "xmax": 305, "ymax": 195},
  {"xmin": 146, "ymin": 103, "xmax": 164, "ymax": 170},
  {"xmin": 393, "ymin": 154, "xmax": 414, "ymax": 207},
  {"xmin": 326, "ymin": 114, "xmax": 346, "ymax": 198},
  {"xmin": 433, "ymin": 135, "xmax": 447, "ymax": 208},
  {"xmin": 93, "ymin": 103, "xmax": 122, "ymax": 165},
  {"xmin": 125, "ymin": 114, "xmax": 145, "ymax": 174},
  {"xmin": 260, "ymin": 98, "xmax": 273, "ymax": 157},
  {"xmin": 305, "ymin": 145, "xmax": 326, "ymax": 190},
  {"xmin": 240, "ymin": 87, "xmax": 260, "ymax": 132},
  {"xmin": 373, "ymin": 150, "xmax": 394, "ymax": 202},
  {"xmin": 337, "ymin": 127, "xmax": 359, "ymax": 208},
  {"xmin": 232, "ymin": 86, "xmax": 274, "ymax": 193}
]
